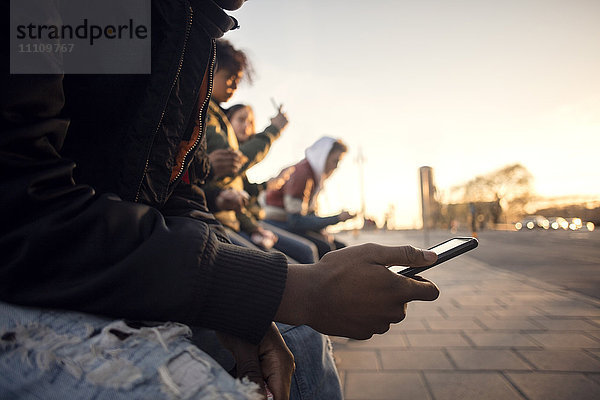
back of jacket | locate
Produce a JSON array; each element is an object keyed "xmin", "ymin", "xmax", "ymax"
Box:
[{"xmin": 0, "ymin": 0, "xmax": 288, "ymax": 345}]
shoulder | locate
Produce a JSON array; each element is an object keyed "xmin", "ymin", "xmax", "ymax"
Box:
[
  {"xmin": 291, "ymin": 159, "xmax": 314, "ymax": 181},
  {"xmin": 206, "ymin": 104, "xmax": 228, "ymax": 137}
]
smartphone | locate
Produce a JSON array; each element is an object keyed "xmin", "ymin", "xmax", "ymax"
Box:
[
  {"xmin": 391, "ymin": 237, "xmax": 478, "ymax": 277},
  {"xmin": 270, "ymin": 97, "xmax": 281, "ymax": 112}
]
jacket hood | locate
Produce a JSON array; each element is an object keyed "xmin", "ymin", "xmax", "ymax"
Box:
[{"xmin": 305, "ymin": 136, "xmax": 336, "ymax": 187}]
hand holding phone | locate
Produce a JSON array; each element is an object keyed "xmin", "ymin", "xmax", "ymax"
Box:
[{"xmin": 391, "ymin": 237, "xmax": 478, "ymax": 277}]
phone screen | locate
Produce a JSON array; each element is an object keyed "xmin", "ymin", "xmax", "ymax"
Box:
[
  {"xmin": 430, "ymin": 238, "xmax": 472, "ymax": 255},
  {"xmin": 390, "ymin": 237, "xmax": 478, "ymax": 277}
]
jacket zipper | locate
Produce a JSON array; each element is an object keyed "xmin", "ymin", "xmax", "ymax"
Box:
[
  {"xmin": 134, "ymin": 5, "xmax": 194, "ymax": 203},
  {"xmin": 169, "ymin": 39, "xmax": 216, "ymax": 184}
]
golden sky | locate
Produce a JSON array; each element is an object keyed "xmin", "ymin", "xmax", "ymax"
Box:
[{"xmin": 226, "ymin": 0, "xmax": 600, "ymax": 228}]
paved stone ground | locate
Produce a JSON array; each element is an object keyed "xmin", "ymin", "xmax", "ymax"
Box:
[{"xmin": 330, "ymin": 231, "xmax": 600, "ymax": 400}]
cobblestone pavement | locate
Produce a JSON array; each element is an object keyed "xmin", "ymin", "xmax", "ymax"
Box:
[{"xmin": 330, "ymin": 231, "xmax": 600, "ymax": 400}]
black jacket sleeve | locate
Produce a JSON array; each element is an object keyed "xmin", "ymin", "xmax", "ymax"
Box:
[{"xmin": 0, "ymin": 74, "xmax": 288, "ymax": 344}]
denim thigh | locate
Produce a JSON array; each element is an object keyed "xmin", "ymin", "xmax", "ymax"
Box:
[
  {"xmin": 0, "ymin": 302, "xmax": 262, "ymax": 400},
  {"xmin": 277, "ymin": 323, "xmax": 342, "ymax": 400}
]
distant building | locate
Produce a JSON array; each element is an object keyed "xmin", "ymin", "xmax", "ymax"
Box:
[{"xmin": 419, "ymin": 166, "xmax": 439, "ymax": 229}]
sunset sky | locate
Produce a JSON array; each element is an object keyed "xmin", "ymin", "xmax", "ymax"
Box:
[{"xmin": 225, "ymin": 0, "xmax": 600, "ymax": 228}]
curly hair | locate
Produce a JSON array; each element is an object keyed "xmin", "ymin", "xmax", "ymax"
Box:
[{"xmin": 215, "ymin": 39, "xmax": 254, "ymax": 83}]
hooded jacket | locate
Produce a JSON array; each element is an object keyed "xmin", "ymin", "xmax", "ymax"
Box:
[
  {"xmin": 0, "ymin": 0, "xmax": 287, "ymax": 344},
  {"xmin": 264, "ymin": 137, "xmax": 343, "ymax": 231}
]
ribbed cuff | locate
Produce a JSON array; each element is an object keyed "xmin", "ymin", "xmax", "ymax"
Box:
[{"xmin": 195, "ymin": 239, "xmax": 288, "ymax": 344}]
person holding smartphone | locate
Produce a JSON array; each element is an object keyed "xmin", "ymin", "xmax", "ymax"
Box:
[
  {"xmin": 0, "ymin": 2, "xmax": 440, "ymax": 400},
  {"xmin": 187, "ymin": 39, "xmax": 348, "ymax": 398},
  {"xmin": 194, "ymin": 40, "xmax": 292, "ymax": 252}
]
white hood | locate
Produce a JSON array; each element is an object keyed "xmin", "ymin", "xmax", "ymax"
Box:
[{"xmin": 305, "ymin": 136, "xmax": 336, "ymax": 188}]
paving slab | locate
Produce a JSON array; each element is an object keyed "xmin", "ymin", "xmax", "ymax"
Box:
[
  {"xmin": 451, "ymin": 295, "xmax": 506, "ymax": 307},
  {"xmin": 588, "ymin": 331, "xmax": 600, "ymax": 341},
  {"xmin": 379, "ymin": 349, "xmax": 455, "ymax": 370},
  {"xmin": 588, "ymin": 373, "xmax": 600, "ymax": 385},
  {"xmin": 464, "ymin": 332, "xmax": 541, "ymax": 348},
  {"xmin": 345, "ymin": 333, "xmax": 408, "ymax": 349},
  {"xmin": 589, "ymin": 349, "xmax": 600, "ymax": 358},
  {"xmin": 540, "ymin": 299, "xmax": 600, "ymax": 308},
  {"xmin": 475, "ymin": 317, "xmax": 544, "ymax": 331},
  {"xmin": 424, "ymin": 317, "xmax": 483, "ymax": 331},
  {"xmin": 439, "ymin": 306, "xmax": 506, "ymax": 318},
  {"xmin": 506, "ymin": 372, "xmax": 600, "ymax": 400},
  {"xmin": 424, "ymin": 372, "xmax": 524, "ymax": 400},
  {"xmin": 501, "ymin": 293, "xmax": 567, "ymax": 304},
  {"xmin": 526, "ymin": 332, "xmax": 600, "ymax": 349},
  {"xmin": 331, "ymin": 231, "xmax": 600, "ymax": 399},
  {"xmin": 489, "ymin": 308, "xmax": 547, "ymax": 318},
  {"xmin": 388, "ymin": 317, "xmax": 427, "ymax": 331},
  {"xmin": 446, "ymin": 349, "xmax": 532, "ymax": 370},
  {"xmin": 334, "ymin": 350, "xmax": 380, "ymax": 371},
  {"xmin": 406, "ymin": 303, "xmax": 447, "ymax": 317},
  {"xmin": 536, "ymin": 306, "xmax": 600, "ymax": 318},
  {"xmin": 517, "ymin": 349, "xmax": 600, "ymax": 372},
  {"xmin": 528, "ymin": 317, "xmax": 598, "ymax": 330},
  {"xmin": 344, "ymin": 371, "xmax": 430, "ymax": 400},
  {"xmin": 404, "ymin": 332, "xmax": 471, "ymax": 348}
]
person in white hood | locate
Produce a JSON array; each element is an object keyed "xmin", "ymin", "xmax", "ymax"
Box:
[{"xmin": 264, "ymin": 137, "xmax": 355, "ymax": 258}]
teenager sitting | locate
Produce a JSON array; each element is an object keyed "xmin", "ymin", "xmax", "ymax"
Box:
[{"xmin": 264, "ymin": 137, "xmax": 355, "ymax": 258}]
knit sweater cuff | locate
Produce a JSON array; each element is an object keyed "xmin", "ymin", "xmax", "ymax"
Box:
[{"xmin": 196, "ymin": 239, "xmax": 288, "ymax": 344}]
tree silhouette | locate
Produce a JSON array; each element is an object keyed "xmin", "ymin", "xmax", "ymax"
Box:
[{"xmin": 450, "ymin": 163, "xmax": 534, "ymax": 221}]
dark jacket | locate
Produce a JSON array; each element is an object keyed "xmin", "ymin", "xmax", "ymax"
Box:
[{"xmin": 0, "ymin": 0, "xmax": 287, "ymax": 344}]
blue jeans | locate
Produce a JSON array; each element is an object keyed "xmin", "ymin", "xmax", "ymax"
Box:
[
  {"xmin": 263, "ymin": 220, "xmax": 346, "ymax": 259},
  {"xmin": 0, "ymin": 302, "xmax": 341, "ymax": 400},
  {"xmin": 246, "ymin": 223, "xmax": 318, "ymax": 264},
  {"xmin": 278, "ymin": 324, "xmax": 342, "ymax": 400}
]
